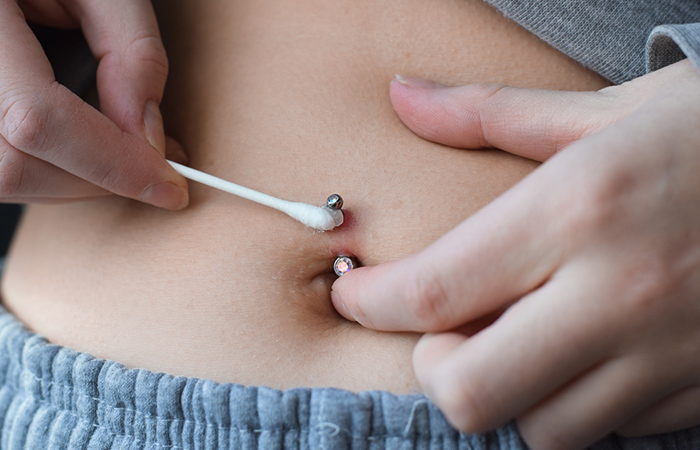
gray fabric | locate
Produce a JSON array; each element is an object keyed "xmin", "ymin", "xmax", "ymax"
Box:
[
  {"xmin": 481, "ymin": 0, "xmax": 700, "ymax": 83},
  {"xmin": 2, "ymin": 5, "xmax": 700, "ymax": 449},
  {"xmin": 0, "ymin": 302, "xmax": 699, "ymax": 449},
  {"xmin": 0, "ymin": 304, "xmax": 528, "ymax": 450},
  {"xmin": 647, "ymin": 23, "xmax": 700, "ymax": 73}
]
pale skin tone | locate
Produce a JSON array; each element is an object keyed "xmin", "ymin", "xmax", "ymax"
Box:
[
  {"xmin": 3, "ymin": 0, "xmax": 700, "ymax": 449},
  {"xmin": 332, "ymin": 59, "xmax": 700, "ymax": 449},
  {"xmin": 0, "ymin": 0, "xmax": 187, "ymax": 208},
  {"xmin": 4, "ymin": 0, "xmax": 600, "ymax": 393}
]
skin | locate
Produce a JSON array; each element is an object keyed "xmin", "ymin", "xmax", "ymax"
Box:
[
  {"xmin": 0, "ymin": 0, "xmax": 187, "ymax": 208},
  {"xmin": 10, "ymin": 0, "xmax": 695, "ymax": 447},
  {"xmin": 331, "ymin": 59, "xmax": 700, "ymax": 449},
  {"xmin": 9, "ymin": 0, "xmax": 682, "ymax": 447},
  {"xmin": 2, "ymin": 0, "xmax": 607, "ymax": 394}
]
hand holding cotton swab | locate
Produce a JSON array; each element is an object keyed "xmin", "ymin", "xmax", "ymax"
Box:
[{"xmin": 167, "ymin": 160, "xmax": 344, "ymax": 231}]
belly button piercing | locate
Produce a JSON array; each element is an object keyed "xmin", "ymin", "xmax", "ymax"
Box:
[
  {"xmin": 167, "ymin": 161, "xmax": 344, "ymax": 231},
  {"xmin": 324, "ymin": 194, "xmax": 344, "ymax": 229},
  {"xmin": 334, "ymin": 256, "xmax": 355, "ymax": 276},
  {"xmin": 328, "ymin": 195, "xmax": 354, "ymax": 276},
  {"xmin": 326, "ymin": 194, "xmax": 343, "ymax": 210}
]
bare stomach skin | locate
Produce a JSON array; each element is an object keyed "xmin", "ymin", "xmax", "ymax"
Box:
[{"xmin": 0, "ymin": 0, "xmax": 608, "ymax": 393}]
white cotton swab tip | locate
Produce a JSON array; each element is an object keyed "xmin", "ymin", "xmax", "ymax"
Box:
[
  {"xmin": 278, "ymin": 201, "xmax": 344, "ymax": 231},
  {"xmin": 167, "ymin": 160, "xmax": 344, "ymax": 231}
]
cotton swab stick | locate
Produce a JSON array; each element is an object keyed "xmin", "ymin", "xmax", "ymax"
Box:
[{"xmin": 167, "ymin": 160, "xmax": 344, "ymax": 231}]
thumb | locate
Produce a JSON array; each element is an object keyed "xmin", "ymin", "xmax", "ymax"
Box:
[
  {"xmin": 390, "ymin": 75, "xmax": 639, "ymax": 162},
  {"xmin": 330, "ymin": 173, "xmax": 562, "ymax": 332}
]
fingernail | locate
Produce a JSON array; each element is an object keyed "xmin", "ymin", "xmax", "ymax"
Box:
[
  {"xmin": 394, "ymin": 74, "xmax": 446, "ymax": 89},
  {"xmin": 140, "ymin": 181, "xmax": 189, "ymax": 210},
  {"xmin": 144, "ymin": 100, "xmax": 166, "ymax": 156}
]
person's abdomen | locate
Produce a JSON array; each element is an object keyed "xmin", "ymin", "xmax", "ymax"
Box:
[{"xmin": 0, "ymin": 0, "xmax": 608, "ymax": 393}]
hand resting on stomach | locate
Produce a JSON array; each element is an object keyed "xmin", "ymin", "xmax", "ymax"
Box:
[{"xmin": 0, "ymin": 0, "xmax": 608, "ymax": 393}]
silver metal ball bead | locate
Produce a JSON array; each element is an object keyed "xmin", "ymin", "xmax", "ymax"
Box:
[{"xmin": 326, "ymin": 194, "xmax": 344, "ymax": 210}]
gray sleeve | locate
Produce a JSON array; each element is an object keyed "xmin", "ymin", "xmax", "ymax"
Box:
[
  {"xmin": 647, "ymin": 23, "xmax": 700, "ymax": 74},
  {"xmin": 483, "ymin": 0, "xmax": 700, "ymax": 84}
]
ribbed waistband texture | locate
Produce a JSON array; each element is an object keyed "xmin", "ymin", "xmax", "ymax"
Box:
[
  {"xmin": 1, "ymin": 302, "xmax": 700, "ymax": 450},
  {"xmin": 0, "ymin": 305, "xmax": 528, "ymax": 450}
]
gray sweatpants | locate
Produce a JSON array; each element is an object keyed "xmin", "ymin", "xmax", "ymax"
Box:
[
  {"xmin": 4, "ymin": 21, "xmax": 700, "ymax": 445},
  {"xmin": 0, "ymin": 301, "xmax": 699, "ymax": 449}
]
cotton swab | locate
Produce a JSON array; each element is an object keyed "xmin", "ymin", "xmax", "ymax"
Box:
[{"xmin": 167, "ymin": 160, "xmax": 344, "ymax": 231}]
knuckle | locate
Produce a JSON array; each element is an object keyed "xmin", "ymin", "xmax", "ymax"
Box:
[
  {"xmin": 478, "ymin": 84, "xmax": 511, "ymax": 112},
  {"xmin": 471, "ymin": 84, "xmax": 509, "ymax": 147},
  {"xmin": 125, "ymin": 35, "xmax": 169, "ymax": 78},
  {"xmin": 0, "ymin": 95, "xmax": 50, "ymax": 154},
  {"xmin": 556, "ymin": 165, "xmax": 633, "ymax": 239},
  {"xmin": 428, "ymin": 367, "xmax": 493, "ymax": 433},
  {"xmin": 617, "ymin": 255, "xmax": 677, "ymax": 313},
  {"xmin": 0, "ymin": 146, "xmax": 26, "ymax": 198},
  {"xmin": 402, "ymin": 264, "xmax": 453, "ymax": 331},
  {"xmin": 558, "ymin": 171, "xmax": 678, "ymax": 308}
]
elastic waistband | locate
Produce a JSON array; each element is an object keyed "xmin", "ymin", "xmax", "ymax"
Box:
[
  {"xmin": 0, "ymin": 304, "xmax": 528, "ymax": 450},
  {"xmin": 2, "ymin": 303, "xmax": 700, "ymax": 450}
]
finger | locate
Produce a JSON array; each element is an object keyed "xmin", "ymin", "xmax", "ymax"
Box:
[
  {"xmin": 0, "ymin": 136, "xmax": 107, "ymax": 200},
  {"xmin": 413, "ymin": 273, "xmax": 613, "ymax": 434},
  {"xmin": 164, "ymin": 136, "xmax": 189, "ymax": 166},
  {"xmin": 0, "ymin": 2, "xmax": 188, "ymax": 209},
  {"xmin": 66, "ymin": 0, "xmax": 169, "ymax": 154},
  {"xmin": 18, "ymin": 1, "xmax": 77, "ymax": 27},
  {"xmin": 413, "ymin": 332, "xmax": 467, "ymax": 369},
  {"xmin": 390, "ymin": 75, "xmax": 646, "ymax": 162},
  {"xmin": 331, "ymin": 159, "xmax": 565, "ymax": 332},
  {"xmin": 617, "ymin": 385, "xmax": 700, "ymax": 437},
  {"xmin": 517, "ymin": 356, "xmax": 675, "ymax": 450}
]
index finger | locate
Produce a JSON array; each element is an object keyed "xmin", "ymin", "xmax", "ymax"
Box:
[
  {"xmin": 0, "ymin": 1, "xmax": 187, "ymax": 209},
  {"xmin": 330, "ymin": 160, "xmax": 566, "ymax": 332},
  {"xmin": 69, "ymin": 0, "xmax": 170, "ymax": 151}
]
